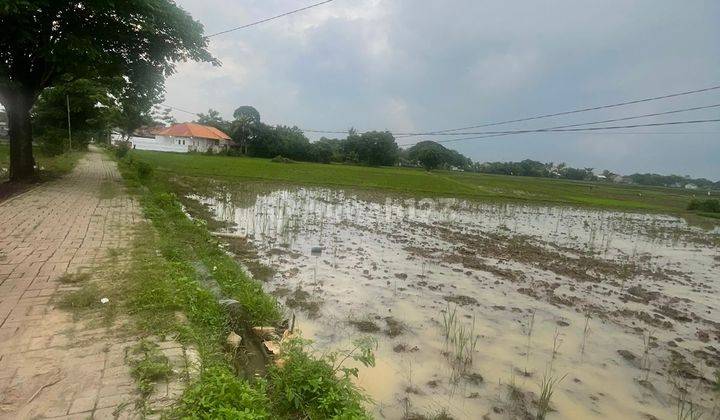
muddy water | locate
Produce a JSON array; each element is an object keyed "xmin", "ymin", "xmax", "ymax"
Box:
[{"xmin": 192, "ymin": 184, "xmax": 719, "ymax": 419}]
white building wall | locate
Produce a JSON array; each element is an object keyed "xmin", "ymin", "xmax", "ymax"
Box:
[{"xmin": 111, "ymin": 134, "xmax": 227, "ymax": 153}]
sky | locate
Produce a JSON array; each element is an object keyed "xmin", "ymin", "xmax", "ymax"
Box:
[{"xmin": 164, "ymin": 0, "xmax": 720, "ymax": 179}]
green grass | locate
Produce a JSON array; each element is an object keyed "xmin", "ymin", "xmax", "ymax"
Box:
[
  {"xmin": 130, "ymin": 150, "xmax": 711, "ymax": 215},
  {"xmin": 0, "ymin": 143, "xmax": 82, "ymax": 181},
  {"xmin": 128, "ymin": 340, "xmax": 174, "ymax": 398},
  {"xmin": 106, "ymin": 152, "xmax": 373, "ymax": 419}
]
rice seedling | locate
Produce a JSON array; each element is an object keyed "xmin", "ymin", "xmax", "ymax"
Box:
[
  {"xmin": 551, "ymin": 327, "xmax": 562, "ymax": 358},
  {"xmin": 440, "ymin": 304, "xmax": 479, "ymax": 381},
  {"xmin": 580, "ymin": 312, "xmax": 591, "ymax": 361},
  {"xmin": 641, "ymin": 330, "xmax": 654, "ymax": 381},
  {"xmin": 676, "ymin": 388, "xmax": 703, "ymax": 420},
  {"xmin": 525, "ymin": 309, "xmax": 536, "ymax": 376},
  {"xmin": 536, "ymin": 369, "xmax": 567, "ymax": 420}
]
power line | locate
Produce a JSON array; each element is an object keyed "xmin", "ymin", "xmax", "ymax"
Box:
[
  {"xmin": 160, "ymin": 104, "xmax": 200, "ymax": 116},
  {"xmin": 205, "ymin": 0, "xmax": 336, "ymax": 38},
  {"xmin": 398, "ymin": 118, "xmax": 720, "ymax": 146},
  {"xmin": 306, "ymin": 103, "xmax": 720, "ymax": 136},
  {"xmin": 404, "ymin": 103, "xmax": 720, "ymax": 136},
  {"xmin": 304, "ymin": 83, "xmax": 720, "ymax": 137},
  {"xmin": 398, "ymin": 84, "xmax": 720, "ymax": 137}
]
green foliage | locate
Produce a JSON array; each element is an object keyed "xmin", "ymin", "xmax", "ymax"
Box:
[
  {"xmin": 475, "ymin": 159, "xmax": 597, "ymax": 181},
  {"xmin": 128, "ymin": 340, "xmax": 173, "ymax": 397},
  {"xmin": 33, "ymin": 78, "xmax": 117, "ymax": 154},
  {"xmin": 115, "ymin": 141, "xmax": 132, "ymax": 159},
  {"xmin": 135, "ymin": 161, "xmax": 154, "ymax": 180},
  {"xmin": 630, "ymin": 173, "xmax": 718, "ymax": 190},
  {"xmin": 176, "ymin": 367, "xmax": 271, "ymax": 419},
  {"xmin": 687, "ymin": 198, "xmax": 720, "ymax": 213},
  {"xmin": 407, "ymin": 140, "xmax": 471, "ymax": 170},
  {"xmin": 536, "ymin": 371, "xmax": 567, "ymax": 420},
  {"xmin": 417, "ymin": 148, "xmax": 442, "ymax": 171},
  {"xmin": 0, "ymin": 0, "xmax": 214, "ymax": 180},
  {"xmin": 233, "ymin": 106, "xmax": 261, "ymax": 124},
  {"xmin": 268, "ymin": 338, "xmax": 373, "ymax": 419},
  {"xmin": 58, "ymin": 283, "xmax": 101, "ymax": 310},
  {"xmin": 197, "ymin": 109, "xmax": 232, "ymax": 134},
  {"xmin": 342, "ymin": 130, "xmax": 399, "ymax": 166}
]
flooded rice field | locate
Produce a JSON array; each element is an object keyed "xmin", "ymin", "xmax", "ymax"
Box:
[{"xmin": 189, "ymin": 182, "xmax": 719, "ymax": 419}]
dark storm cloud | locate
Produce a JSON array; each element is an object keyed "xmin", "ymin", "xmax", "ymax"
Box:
[{"xmin": 166, "ymin": 0, "xmax": 720, "ymax": 178}]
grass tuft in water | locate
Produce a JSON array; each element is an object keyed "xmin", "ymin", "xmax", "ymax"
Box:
[{"xmin": 536, "ymin": 369, "xmax": 567, "ymax": 420}]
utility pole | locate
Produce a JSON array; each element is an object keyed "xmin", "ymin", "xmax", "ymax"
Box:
[{"xmin": 66, "ymin": 95, "xmax": 72, "ymax": 151}]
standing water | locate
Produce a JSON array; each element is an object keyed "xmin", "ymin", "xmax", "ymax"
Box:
[{"xmin": 191, "ymin": 183, "xmax": 719, "ymax": 419}]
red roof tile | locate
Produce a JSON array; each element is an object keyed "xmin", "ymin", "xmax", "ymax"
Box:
[{"xmin": 158, "ymin": 123, "xmax": 231, "ymax": 141}]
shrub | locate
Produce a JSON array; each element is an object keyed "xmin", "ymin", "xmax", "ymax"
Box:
[
  {"xmin": 270, "ymin": 155, "xmax": 294, "ymax": 164},
  {"xmin": 135, "ymin": 160, "xmax": 153, "ymax": 179},
  {"xmin": 176, "ymin": 367, "xmax": 271, "ymax": 419},
  {"xmin": 687, "ymin": 198, "xmax": 720, "ymax": 213},
  {"xmin": 268, "ymin": 338, "xmax": 373, "ymax": 419},
  {"xmin": 115, "ymin": 140, "xmax": 132, "ymax": 159}
]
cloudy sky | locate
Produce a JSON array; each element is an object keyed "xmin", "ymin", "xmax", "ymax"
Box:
[{"xmin": 165, "ymin": 0, "xmax": 720, "ymax": 179}]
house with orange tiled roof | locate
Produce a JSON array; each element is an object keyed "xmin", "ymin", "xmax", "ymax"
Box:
[{"xmin": 112, "ymin": 122, "xmax": 233, "ymax": 153}]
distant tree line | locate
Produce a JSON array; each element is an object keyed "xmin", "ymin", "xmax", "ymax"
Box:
[
  {"xmin": 194, "ymin": 107, "xmax": 468, "ymax": 168},
  {"xmin": 625, "ymin": 173, "xmax": 719, "ymax": 190},
  {"xmin": 189, "ymin": 106, "xmax": 720, "ymax": 189},
  {"xmin": 472, "ymin": 159, "xmax": 597, "ymax": 181}
]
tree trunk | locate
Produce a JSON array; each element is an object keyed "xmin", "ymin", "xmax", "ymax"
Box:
[{"xmin": 4, "ymin": 89, "xmax": 37, "ymax": 182}]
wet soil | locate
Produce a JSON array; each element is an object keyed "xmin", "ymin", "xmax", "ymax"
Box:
[{"xmin": 187, "ymin": 182, "xmax": 720, "ymax": 419}]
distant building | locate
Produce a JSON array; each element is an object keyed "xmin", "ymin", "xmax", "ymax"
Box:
[
  {"xmin": 684, "ymin": 183, "xmax": 698, "ymax": 190},
  {"xmin": 111, "ymin": 122, "xmax": 232, "ymax": 153}
]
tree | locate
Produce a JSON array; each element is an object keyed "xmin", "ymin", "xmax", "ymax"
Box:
[
  {"xmin": 230, "ymin": 106, "xmax": 261, "ymax": 155},
  {"xmin": 416, "ymin": 148, "xmax": 442, "ymax": 171},
  {"xmin": 342, "ymin": 131, "xmax": 398, "ymax": 166},
  {"xmin": 196, "ymin": 109, "xmax": 231, "ymax": 133},
  {"xmin": 153, "ymin": 106, "xmax": 177, "ymax": 126},
  {"xmin": 233, "ymin": 106, "xmax": 260, "ymax": 124},
  {"xmin": 406, "ymin": 140, "xmax": 472, "ymax": 170},
  {"xmin": 33, "ymin": 78, "xmax": 117, "ymax": 154},
  {"xmin": 0, "ymin": 1, "xmax": 215, "ymax": 181}
]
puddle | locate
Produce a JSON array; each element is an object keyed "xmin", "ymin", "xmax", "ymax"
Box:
[{"xmin": 191, "ymin": 183, "xmax": 719, "ymax": 419}]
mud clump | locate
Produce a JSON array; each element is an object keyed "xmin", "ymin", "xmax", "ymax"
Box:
[
  {"xmin": 285, "ymin": 287, "xmax": 322, "ymax": 318},
  {"xmin": 393, "ymin": 343, "xmax": 419, "ymax": 353},
  {"xmin": 624, "ymin": 285, "xmax": 661, "ymax": 304},
  {"xmin": 463, "ymin": 372, "xmax": 484, "ymax": 385},
  {"xmin": 384, "ymin": 317, "xmax": 406, "ymax": 337},
  {"xmin": 350, "ymin": 319, "xmax": 381, "ymax": 333},
  {"xmin": 443, "ymin": 294, "xmax": 478, "ymax": 306},
  {"xmin": 617, "ymin": 349, "xmax": 637, "ymax": 362}
]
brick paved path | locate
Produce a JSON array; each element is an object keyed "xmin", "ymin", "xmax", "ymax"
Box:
[{"xmin": 0, "ymin": 148, "xmax": 143, "ymax": 419}]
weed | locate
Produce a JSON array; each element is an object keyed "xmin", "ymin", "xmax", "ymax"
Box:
[
  {"xmin": 536, "ymin": 369, "xmax": 567, "ymax": 420},
  {"xmin": 175, "ymin": 366, "xmax": 271, "ymax": 419},
  {"xmin": 58, "ymin": 283, "xmax": 101, "ymax": 310},
  {"xmin": 269, "ymin": 337, "xmax": 373, "ymax": 419},
  {"xmin": 57, "ymin": 272, "xmax": 91, "ymax": 284},
  {"xmin": 99, "ymin": 180, "xmax": 120, "ymax": 200},
  {"xmin": 128, "ymin": 340, "xmax": 173, "ymax": 398}
]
